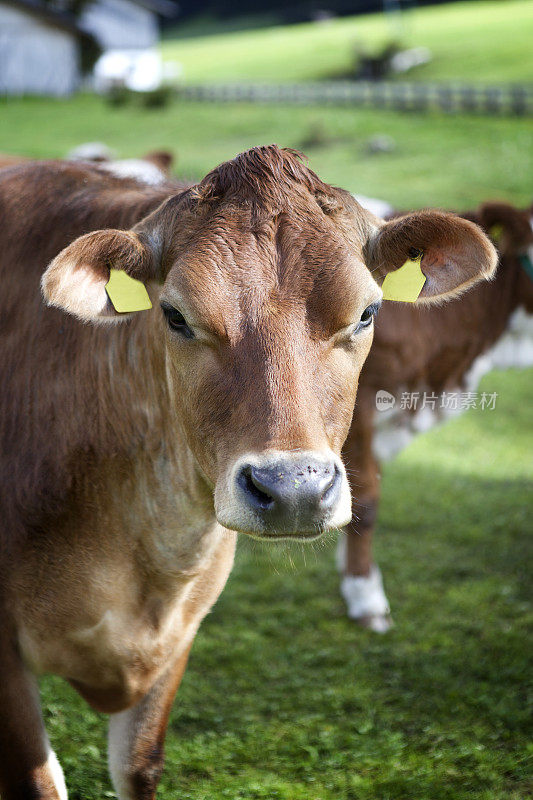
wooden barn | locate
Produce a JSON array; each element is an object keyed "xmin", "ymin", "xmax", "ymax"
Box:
[
  {"xmin": 0, "ymin": 0, "xmax": 90, "ymax": 96},
  {"xmin": 0, "ymin": 0, "xmax": 176, "ymax": 96}
]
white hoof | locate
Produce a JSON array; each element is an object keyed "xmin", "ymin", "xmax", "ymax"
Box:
[
  {"xmin": 354, "ymin": 612, "xmax": 394, "ymax": 633},
  {"xmin": 340, "ymin": 565, "xmax": 392, "ymax": 632}
]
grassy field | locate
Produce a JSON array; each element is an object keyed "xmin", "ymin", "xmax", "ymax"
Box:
[
  {"xmin": 2, "ymin": 4, "xmax": 532, "ymax": 792},
  {"xmin": 41, "ymin": 368, "xmax": 533, "ymax": 799},
  {"xmin": 1, "ymin": 94, "xmax": 532, "ymax": 209},
  {"xmin": 4, "ymin": 96, "xmax": 529, "ymax": 799},
  {"xmin": 161, "ymin": 0, "xmax": 533, "ymax": 84}
]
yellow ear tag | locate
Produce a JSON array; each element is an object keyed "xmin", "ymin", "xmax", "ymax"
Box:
[
  {"xmin": 490, "ymin": 224, "xmax": 504, "ymax": 243},
  {"xmin": 381, "ymin": 252, "xmax": 426, "ymax": 303},
  {"xmin": 105, "ymin": 268, "xmax": 152, "ymax": 313}
]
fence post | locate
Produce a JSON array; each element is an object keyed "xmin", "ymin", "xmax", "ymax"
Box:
[
  {"xmin": 485, "ymin": 86, "xmax": 502, "ymax": 115},
  {"xmin": 436, "ymin": 84, "xmax": 453, "ymax": 113},
  {"xmin": 509, "ymin": 84, "xmax": 527, "ymax": 116}
]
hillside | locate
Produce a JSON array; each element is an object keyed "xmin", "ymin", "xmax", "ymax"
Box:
[{"xmin": 161, "ymin": 0, "xmax": 533, "ymax": 84}]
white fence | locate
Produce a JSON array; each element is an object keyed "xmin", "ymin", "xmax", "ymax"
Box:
[{"xmin": 178, "ymin": 81, "xmax": 533, "ymax": 116}]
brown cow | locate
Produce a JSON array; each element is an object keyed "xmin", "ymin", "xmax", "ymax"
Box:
[
  {"xmin": 337, "ymin": 201, "xmax": 533, "ymax": 631},
  {"xmin": 66, "ymin": 143, "xmax": 177, "ymax": 185},
  {"xmin": 0, "ymin": 153, "xmax": 28, "ymax": 169},
  {"xmin": 0, "ymin": 147, "xmax": 176, "ymax": 185},
  {"xmin": 0, "ymin": 146, "xmax": 496, "ymax": 799}
]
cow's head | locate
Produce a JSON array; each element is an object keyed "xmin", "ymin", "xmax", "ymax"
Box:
[
  {"xmin": 42, "ymin": 146, "xmax": 497, "ymax": 540},
  {"xmin": 472, "ymin": 201, "xmax": 533, "ymax": 313}
]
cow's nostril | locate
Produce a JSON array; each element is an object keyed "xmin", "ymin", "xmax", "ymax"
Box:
[
  {"xmin": 238, "ymin": 466, "xmax": 275, "ymax": 510},
  {"xmin": 320, "ymin": 465, "xmax": 341, "ymax": 508}
]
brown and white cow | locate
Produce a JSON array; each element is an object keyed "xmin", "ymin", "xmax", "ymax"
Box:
[
  {"xmin": 66, "ymin": 143, "xmax": 177, "ymax": 185},
  {"xmin": 0, "ymin": 146, "xmax": 496, "ymax": 799},
  {"xmin": 0, "ymin": 147, "xmax": 177, "ymax": 186},
  {"xmin": 337, "ymin": 200, "xmax": 533, "ymax": 631}
]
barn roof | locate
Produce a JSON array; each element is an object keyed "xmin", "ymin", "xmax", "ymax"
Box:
[
  {"xmin": 2, "ymin": 0, "xmax": 177, "ymax": 30},
  {"xmin": 130, "ymin": 0, "xmax": 177, "ymax": 17},
  {"xmin": 2, "ymin": 0, "xmax": 87, "ymax": 36}
]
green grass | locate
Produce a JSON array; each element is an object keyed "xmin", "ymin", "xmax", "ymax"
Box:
[
  {"xmin": 4, "ymin": 11, "xmax": 533, "ymax": 789},
  {"xmin": 41, "ymin": 368, "xmax": 533, "ymax": 799},
  {"xmin": 1, "ymin": 94, "xmax": 532, "ymax": 209},
  {"xmin": 161, "ymin": 0, "xmax": 533, "ymax": 84}
]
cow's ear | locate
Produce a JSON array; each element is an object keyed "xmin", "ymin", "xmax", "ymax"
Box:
[
  {"xmin": 42, "ymin": 229, "xmax": 157, "ymax": 323},
  {"xmin": 365, "ymin": 210, "xmax": 498, "ymax": 304}
]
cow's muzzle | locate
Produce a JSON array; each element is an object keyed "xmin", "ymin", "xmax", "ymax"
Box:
[{"xmin": 215, "ymin": 451, "xmax": 352, "ymax": 539}]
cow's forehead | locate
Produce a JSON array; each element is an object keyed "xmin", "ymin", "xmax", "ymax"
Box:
[{"xmin": 162, "ymin": 201, "xmax": 375, "ymax": 338}]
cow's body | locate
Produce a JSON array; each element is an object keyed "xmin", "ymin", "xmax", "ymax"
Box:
[
  {"xmin": 338, "ymin": 201, "xmax": 533, "ymax": 630},
  {"xmin": 0, "ymin": 148, "xmax": 176, "ymax": 186},
  {"xmin": 0, "ymin": 162, "xmax": 236, "ymax": 797},
  {"xmin": 0, "ymin": 150, "xmax": 497, "ymax": 799}
]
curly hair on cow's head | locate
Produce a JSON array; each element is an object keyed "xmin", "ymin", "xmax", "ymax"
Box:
[{"xmin": 186, "ymin": 145, "xmax": 345, "ymax": 221}]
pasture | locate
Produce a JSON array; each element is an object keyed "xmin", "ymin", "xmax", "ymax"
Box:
[
  {"xmin": 40, "ymin": 370, "xmax": 532, "ymax": 799},
  {"xmin": 1, "ymin": 95, "xmax": 532, "ymax": 208},
  {"xmin": 161, "ymin": 0, "xmax": 533, "ymax": 84},
  {"xmin": 1, "ymin": 1, "xmax": 532, "ymax": 795},
  {"xmin": 2, "ymin": 100, "xmax": 529, "ymax": 797}
]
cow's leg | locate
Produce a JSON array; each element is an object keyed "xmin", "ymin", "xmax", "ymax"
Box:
[
  {"xmin": 0, "ymin": 629, "xmax": 68, "ymax": 800},
  {"xmin": 337, "ymin": 511, "xmax": 391, "ymax": 633},
  {"xmin": 108, "ymin": 645, "xmax": 191, "ymax": 800},
  {"xmin": 339, "ymin": 398, "xmax": 392, "ymax": 632}
]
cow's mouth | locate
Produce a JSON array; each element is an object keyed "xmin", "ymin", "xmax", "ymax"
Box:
[{"xmin": 241, "ymin": 528, "xmax": 328, "ymax": 542}]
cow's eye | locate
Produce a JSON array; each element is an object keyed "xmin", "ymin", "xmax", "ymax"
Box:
[
  {"xmin": 161, "ymin": 304, "xmax": 194, "ymax": 338},
  {"xmin": 353, "ymin": 301, "xmax": 380, "ymax": 335}
]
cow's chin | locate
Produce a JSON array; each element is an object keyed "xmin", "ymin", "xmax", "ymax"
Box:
[
  {"xmin": 213, "ymin": 450, "xmax": 353, "ymax": 541},
  {"xmin": 218, "ymin": 523, "xmax": 346, "ymax": 543},
  {"xmin": 214, "ymin": 500, "xmax": 353, "ymax": 541}
]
